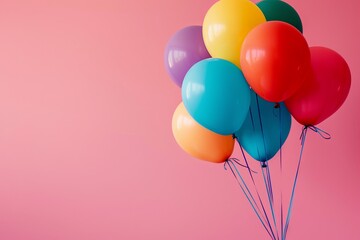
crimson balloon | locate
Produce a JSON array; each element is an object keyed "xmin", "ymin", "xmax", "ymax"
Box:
[{"xmin": 285, "ymin": 46, "xmax": 351, "ymax": 126}]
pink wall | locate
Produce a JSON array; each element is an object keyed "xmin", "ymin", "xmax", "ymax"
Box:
[{"xmin": 0, "ymin": 0, "xmax": 359, "ymax": 239}]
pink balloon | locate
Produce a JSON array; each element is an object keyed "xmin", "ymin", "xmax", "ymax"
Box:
[{"xmin": 285, "ymin": 47, "xmax": 351, "ymax": 126}]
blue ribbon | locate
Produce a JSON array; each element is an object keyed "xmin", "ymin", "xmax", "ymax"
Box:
[
  {"xmin": 248, "ymin": 108, "xmax": 263, "ymax": 163},
  {"xmin": 224, "ymin": 159, "xmax": 275, "ymax": 240},
  {"xmin": 283, "ymin": 125, "xmax": 331, "ymax": 239},
  {"xmin": 227, "ymin": 156, "xmax": 257, "ymax": 174},
  {"xmin": 255, "ymin": 94, "xmax": 270, "ymax": 162},
  {"xmin": 305, "ymin": 125, "xmax": 331, "ymax": 140},
  {"xmin": 279, "ymin": 106, "xmax": 284, "ymax": 240},
  {"xmin": 255, "ymin": 94, "xmax": 279, "ymax": 240},
  {"xmin": 238, "ymin": 144, "xmax": 277, "ymax": 240},
  {"xmin": 261, "ymin": 162, "xmax": 279, "ymax": 240}
]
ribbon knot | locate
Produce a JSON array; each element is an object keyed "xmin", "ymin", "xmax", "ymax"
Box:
[
  {"xmin": 224, "ymin": 158, "xmax": 257, "ymax": 173},
  {"xmin": 300, "ymin": 125, "xmax": 331, "ymax": 144}
]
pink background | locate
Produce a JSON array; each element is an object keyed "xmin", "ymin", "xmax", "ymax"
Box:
[{"xmin": 0, "ymin": 0, "xmax": 359, "ymax": 239}]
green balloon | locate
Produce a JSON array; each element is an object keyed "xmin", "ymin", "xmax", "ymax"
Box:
[{"xmin": 257, "ymin": 0, "xmax": 303, "ymax": 33}]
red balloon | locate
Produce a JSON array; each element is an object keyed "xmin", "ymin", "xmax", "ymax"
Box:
[
  {"xmin": 285, "ymin": 47, "xmax": 351, "ymax": 126},
  {"xmin": 240, "ymin": 21, "xmax": 311, "ymax": 102}
]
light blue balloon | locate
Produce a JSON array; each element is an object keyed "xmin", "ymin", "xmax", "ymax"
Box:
[
  {"xmin": 182, "ymin": 58, "xmax": 250, "ymax": 135},
  {"xmin": 235, "ymin": 91, "xmax": 291, "ymax": 162}
]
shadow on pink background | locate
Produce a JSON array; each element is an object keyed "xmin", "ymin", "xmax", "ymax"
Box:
[{"xmin": 0, "ymin": 0, "xmax": 359, "ymax": 239}]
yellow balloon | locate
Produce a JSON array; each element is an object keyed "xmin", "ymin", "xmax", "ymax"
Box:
[
  {"xmin": 203, "ymin": 0, "xmax": 266, "ymax": 66},
  {"xmin": 172, "ymin": 102, "xmax": 235, "ymax": 163}
]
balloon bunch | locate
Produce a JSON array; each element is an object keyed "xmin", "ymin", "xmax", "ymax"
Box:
[{"xmin": 164, "ymin": 0, "xmax": 351, "ymax": 239}]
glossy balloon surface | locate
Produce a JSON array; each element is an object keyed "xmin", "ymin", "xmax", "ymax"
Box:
[
  {"xmin": 235, "ymin": 91, "xmax": 291, "ymax": 162},
  {"xmin": 172, "ymin": 102, "xmax": 235, "ymax": 163},
  {"xmin": 240, "ymin": 21, "xmax": 311, "ymax": 102},
  {"xmin": 164, "ymin": 26, "xmax": 211, "ymax": 87},
  {"xmin": 182, "ymin": 58, "xmax": 250, "ymax": 135},
  {"xmin": 285, "ymin": 47, "xmax": 351, "ymax": 125}
]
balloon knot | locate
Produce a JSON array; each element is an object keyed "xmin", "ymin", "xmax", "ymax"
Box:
[
  {"xmin": 225, "ymin": 158, "xmax": 257, "ymax": 173},
  {"xmin": 304, "ymin": 125, "xmax": 331, "ymax": 140}
]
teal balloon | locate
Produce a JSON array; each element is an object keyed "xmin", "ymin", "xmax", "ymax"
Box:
[
  {"xmin": 257, "ymin": 0, "xmax": 303, "ymax": 33},
  {"xmin": 235, "ymin": 91, "xmax": 291, "ymax": 162},
  {"xmin": 182, "ymin": 58, "xmax": 250, "ymax": 135}
]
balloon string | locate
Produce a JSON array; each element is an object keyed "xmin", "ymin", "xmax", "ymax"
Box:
[
  {"xmin": 306, "ymin": 125, "xmax": 331, "ymax": 139},
  {"xmin": 239, "ymin": 108, "xmax": 276, "ymax": 239},
  {"xmin": 283, "ymin": 125, "xmax": 331, "ymax": 239},
  {"xmin": 224, "ymin": 160, "xmax": 275, "ymax": 240},
  {"xmin": 228, "ymin": 156, "xmax": 257, "ymax": 174},
  {"xmin": 266, "ymin": 165, "xmax": 274, "ymax": 203},
  {"xmin": 283, "ymin": 127, "xmax": 308, "ymax": 239},
  {"xmin": 236, "ymin": 142, "xmax": 277, "ymax": 240},
  {"xmin": 255, "ymin": 94, "xmax": 269, "ymax": 162},
  {"xmin": 255, "ymin": 94, "xmax": 279, "ymax": 240},
  {"xmin": 228, "ymin": 138, "xmax": 257, "ymax": 174},
  {"xmin": 249, "ymin": 107, "xmax": 263, "ymax": 160},
  {"xmin": 279, "ymin": 106, "xmax": 284, "ymax": 240},
  {"xmin": 261, "ymin": 162, "xmax": 279, "ymax": 240},
  {"xmin": 224, "ymin": 160, "xmax": 263, "ymax": 219}
]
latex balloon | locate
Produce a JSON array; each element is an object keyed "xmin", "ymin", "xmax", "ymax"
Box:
[
  {"xmin": 164, "ymin": 26, "xmax": 211, "ymax": 87},
  {"xmin": 240, "ymin": 21, "xmax": 311, "ymax": 102},
  {"xmin": 172, "ymin": 102, "xmax": 235, "ymax": 163},
  {"xmin": 285, "ymin": 46, "xmax": 351, "ymax": 126},
  {"xmin": 257, "ymin": 0, "xmax": 303, "ymax": 33},
  {"xmin": 203, "ymin": 0, "xmax": 266, "ymax": 67},
  {"xmin": 235, "ymin": 91, "xmax": 291, "ymax": 162},
  {"xmin": 182, "ymin": 58, "xmax": 250, "ymax": 135}
]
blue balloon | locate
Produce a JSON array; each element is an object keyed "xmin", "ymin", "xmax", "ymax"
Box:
[
  {"xmin": 235, "ymin": 91, "xmax": 291, "ymax": 162},
  {"xmin": 182, "ymin": 58, "xmax": 250, "ymax": 135}
]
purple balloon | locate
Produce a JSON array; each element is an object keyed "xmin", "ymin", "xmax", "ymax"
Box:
[{"xmin": 164, "ymin": 26, "xmax": 211, "ymax": 87}]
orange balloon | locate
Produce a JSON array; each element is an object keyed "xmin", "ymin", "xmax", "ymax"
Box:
[{"xmin": 172, "ymin": 102, "xmax": 235, "ymax": 163}]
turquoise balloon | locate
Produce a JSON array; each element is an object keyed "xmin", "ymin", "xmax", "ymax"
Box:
[
  {"xmin": 182, "ymin": 58, "xmax": 250, "ymax": 135},
  {"xmin": 257, "ymin": 0, "xmax": 303, "ymax": 33},
  {"xmin": 235, "ymin": 91, "xmax": 291, "ymax": 162}
]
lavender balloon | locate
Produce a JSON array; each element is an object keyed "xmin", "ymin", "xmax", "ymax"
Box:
[{"xmin": 164, "ymin": 26, "xmax": 211, "ymax": 87}]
